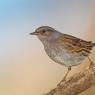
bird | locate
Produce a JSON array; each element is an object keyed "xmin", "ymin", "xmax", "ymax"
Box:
[{"xmin": 30, "ymin": 26, "xmax": 95, "ymax": 80}]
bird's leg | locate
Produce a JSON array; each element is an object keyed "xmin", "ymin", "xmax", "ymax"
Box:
[
  {"xmin": 88, "ymin": 57, "xmax": 94, "ymax": 68},
  {"xmin": 63, "ymin": 66, "xmax": 71, "ymax": 81},
  {"xmin": 58, "ymin": 66, "xmax": 71, "ymax": 86}
]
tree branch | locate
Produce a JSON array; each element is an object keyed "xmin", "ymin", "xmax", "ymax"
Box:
[{"xmin": 44, "ymin": 64, "xmax": 95, "ymax": 95}]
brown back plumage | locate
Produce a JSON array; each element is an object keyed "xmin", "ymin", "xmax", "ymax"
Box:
[
  {"xmin": 56, "ymin": 34, "xmax": 94, "ymax": 55},
  {"xmin": 93, "ymin": 43, "xmax": 95, "ymax": 47}
]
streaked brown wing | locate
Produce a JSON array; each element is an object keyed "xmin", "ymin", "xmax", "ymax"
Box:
[{"xmin": 56, "ymin": 34, "xmax": 93, "ymax": 54}]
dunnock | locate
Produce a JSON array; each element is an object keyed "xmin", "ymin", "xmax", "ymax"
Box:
[{"xmin": 30, "ymin": 26, "xmax": 95, "ymax": 80}]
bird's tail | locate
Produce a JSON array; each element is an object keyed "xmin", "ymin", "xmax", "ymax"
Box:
[{"xmin": 93, "ymin": 43, "xmax": 95, "ymax": 47}]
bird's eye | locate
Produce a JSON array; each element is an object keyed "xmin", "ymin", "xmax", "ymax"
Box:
[{"xmin": 40, "ymin": 30, "xmax": 46, "ymax": 34}]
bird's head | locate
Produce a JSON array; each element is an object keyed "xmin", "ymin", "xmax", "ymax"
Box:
[{"xmin": 30, "ymin": 26, "xmax": 61, "ymax": 42}]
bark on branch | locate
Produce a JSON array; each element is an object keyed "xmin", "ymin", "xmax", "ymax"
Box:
[{"xmin": 44, "ymin": 64, "xmax": 95, "ymax": 95}]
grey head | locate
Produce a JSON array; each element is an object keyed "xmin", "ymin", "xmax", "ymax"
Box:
[{"xmin": 30, "ymin": 26, "xmax": 62, "ymax": 44}]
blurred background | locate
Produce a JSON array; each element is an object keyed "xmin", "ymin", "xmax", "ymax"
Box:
[{"xmin": 0, "ymin": 0, "xmax": 95, "ymax": 95}]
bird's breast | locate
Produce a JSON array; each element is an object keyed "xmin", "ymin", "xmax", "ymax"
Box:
[{"xmin": 44, "ymin": 43, "xmax": 86, "ymax": 67}]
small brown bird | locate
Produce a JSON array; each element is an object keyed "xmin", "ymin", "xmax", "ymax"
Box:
[{"xmin": 30, "ymin": 26, "xmax": 95, "ymax": 80}]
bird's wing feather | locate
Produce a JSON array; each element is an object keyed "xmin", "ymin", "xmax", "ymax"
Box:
[{"xmin": 56, "ymin": 34, "xmax": 93, "ymax": 54}]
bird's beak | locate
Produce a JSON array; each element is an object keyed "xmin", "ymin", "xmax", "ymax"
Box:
[{"xmin": 29, "ymin": 32, "xmax": 38, "ymax": 35}]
